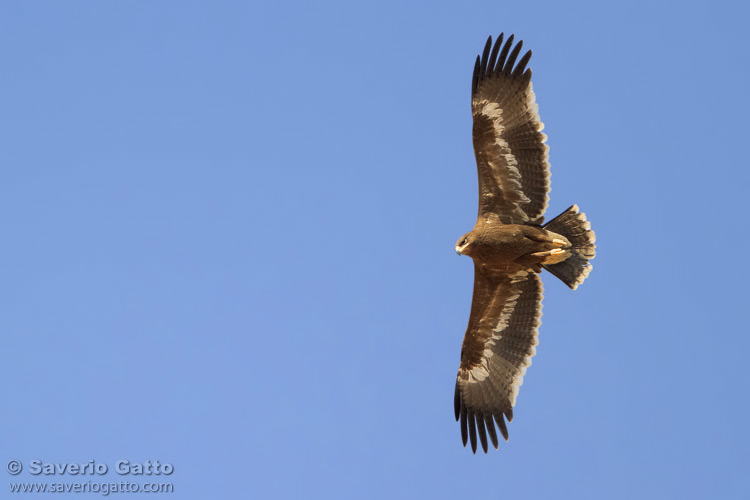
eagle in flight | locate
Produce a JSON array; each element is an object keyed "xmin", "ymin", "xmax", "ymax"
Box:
[{"xmin": 453, "ymin": 34, "xmax": 596, "ymax": 453}]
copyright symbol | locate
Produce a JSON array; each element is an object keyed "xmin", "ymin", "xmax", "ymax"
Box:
[{"xmin": 7, "ymin": 460, "xmax": 22, "ymax": 475}]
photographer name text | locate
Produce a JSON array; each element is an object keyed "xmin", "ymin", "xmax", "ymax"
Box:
[{"xmin": 7, "ymin": 460, "xmax": 173, "ymax": 476}]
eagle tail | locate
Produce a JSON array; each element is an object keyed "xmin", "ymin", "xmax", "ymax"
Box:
[{"xmin": 542, "ymin": 205, "xmax": 596, "ymax": 290}]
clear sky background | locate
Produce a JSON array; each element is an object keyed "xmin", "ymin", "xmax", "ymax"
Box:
[{"xmin": 2, "ymin": 1, "xmax": 749, "ymax": 499}]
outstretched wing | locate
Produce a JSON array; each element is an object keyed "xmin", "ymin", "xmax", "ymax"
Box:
[
  {"xmin": 454, "ymin": 265, "xmax": 543, "ymax": 453},
  {"xmin": 472, "ymin": 34, "xmax": 550, "ymax": 224}
]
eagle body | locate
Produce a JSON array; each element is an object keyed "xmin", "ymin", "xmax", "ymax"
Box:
[
  {"xmin": 452, "ymin": 34, "xmax": 596, "ymax": 453},
  {"xmin": 456, "ymin": 220, "xmax": 570, "ymax": 273}
]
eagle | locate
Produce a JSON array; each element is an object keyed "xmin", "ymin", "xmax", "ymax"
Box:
[{"xmin": 453, "ymin": 34, "xmax": 596, "ymax": 453}]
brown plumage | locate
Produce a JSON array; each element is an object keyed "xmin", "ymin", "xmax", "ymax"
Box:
[{"xmin": 453, "ymin": 34, "xmax": 596, "ymax": 453}]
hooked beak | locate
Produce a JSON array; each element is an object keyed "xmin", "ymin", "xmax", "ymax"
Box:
[{"xmin": 455, "ymin": 246, "xmax": 463, "ymax": 256}]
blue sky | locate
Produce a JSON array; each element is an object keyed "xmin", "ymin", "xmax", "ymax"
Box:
[{"xmin": 2, "ymin": 1, "xmax": 749, "ymax": 498}]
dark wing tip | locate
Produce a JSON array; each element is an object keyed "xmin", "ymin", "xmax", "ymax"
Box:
[
  {"xmin": 460, "ymin": 404, "xmax": 468, "ymax": 447},
  {"xmin": 463, "ymin": 409, "xmax": 507, "ymax": 452},
  {"xmin": 473, "ymin": 33, "xmax": 532, "ymax": 96},
  {"xmin": 479, "ymin": 36, "xmax": 492, "ymax": 76},
  {"xmin": 513, "ymin": 49, "xmax": 533, "ymax": 77},
  {"xmin": 456, "ymin": 384, "xmax": 510, "ymax": 452},
  {"xmin": 503, "ymin": 40, "xmax": 523, "ymax": 74},
  {"xmin": 468, "ymin": 410, "xmax": 478, "ymax": 453},
  {"xmin": 495, "ymin": 413, "xmax": 509, "ymax": 441},
  {"xmin": 471, "ymin": 55, "xmax": 481, "ymax": 96},
  {"xmin": 496, "ymin": 34, "xmax": 514, "ymax": 71},
  {"xmin": 476, "ymin": 413, "xmax": 489, "ymax": 453},
  {"xmin": 454, "ymin": 383, "xmax": 461, "ymax": 421},
  {"xmin": 485, "ymin": 415, "xmax": 499, "ymax": 449},
  {"xmin": 486, "ymin": 33, "xmax": 503, "ymax": 75}
]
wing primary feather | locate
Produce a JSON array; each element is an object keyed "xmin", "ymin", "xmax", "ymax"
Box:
[
  {"xmin": 476, "ymin": 413, "xmax": 489, "ymax": 453},
  {"xmin": 487, "ymin": 33, "xmax": 503, "ymax": 75},
  {"xmin": 521, "ymin": 68, "xmax": 533, "ymax": 87},
  {"xmin": 496, "ymin": 34, "xmax": 514, "ymax": 71},
  {"xmin": 471, "ymin": 56, "xmax": 480, "ymax": 96},
  {"xmin": 504, "ymin": 407, "xmax": 514, "ymax": 423},
  {"xmin": 460, "ymin": 405, "xmax": 468, "ymax": 447},
  {"xmin": 453, "ymin": 384, "xmax": 460, "ymax": 421},
  {"xmin": 468, "ymin": 410, "xmax": 478, "ymax": 453},
  {"xmin": 504, "ymin": 40, "xmax": 523, "ymax": 74},
  {"xmin": 485, "ymin": 415, "xmax": 499, "ymax": 449},
  {"xmin": 494, "ymin": 413, "xmax": 509, "ymax": 441},
  {"xmin": 479, "ymin": 36, "xmax": 492, "ymax": 77},
  {"xmin": 513, "ymin": 49, "xmax": 533, "ymax": 77}
]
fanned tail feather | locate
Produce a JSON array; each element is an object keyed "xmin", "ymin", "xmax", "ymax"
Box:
[{"xmin": 542, "ymin": 205, "xmax": 595, "ymax": 289}]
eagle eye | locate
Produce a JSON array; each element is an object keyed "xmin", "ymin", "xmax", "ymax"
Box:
[{"xmin": 461, "ymin": 238, "xmax": 468, "ymax": 246}]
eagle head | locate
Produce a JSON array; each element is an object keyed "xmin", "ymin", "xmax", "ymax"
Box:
[{"xmin": 455, "ymin": 232, "xmax": 476, "ymax": 256}]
